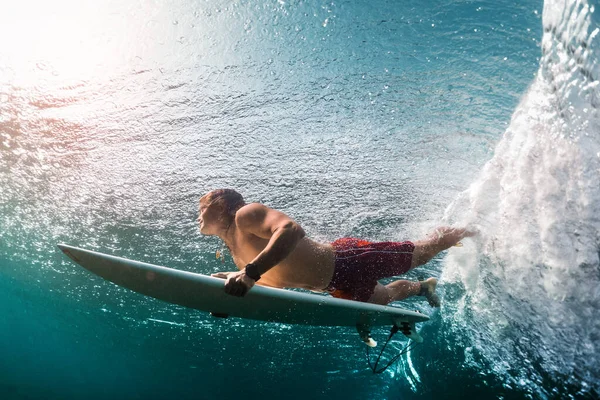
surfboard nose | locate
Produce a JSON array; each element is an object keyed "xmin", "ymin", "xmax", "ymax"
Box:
[{"xmin": 57, "ymin": 244, "xmax": 81, "ymax": 263}]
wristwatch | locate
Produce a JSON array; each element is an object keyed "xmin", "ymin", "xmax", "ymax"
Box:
[{"xmin": 244, "ymin": 263, "xmax": 261, "ymax": 281}]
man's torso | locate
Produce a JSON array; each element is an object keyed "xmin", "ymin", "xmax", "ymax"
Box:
[{"xmin": 229, "ymin": 231, "xmax": 335, "ymax": 291}]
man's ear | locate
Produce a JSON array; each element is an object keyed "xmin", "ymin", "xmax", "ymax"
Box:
[{"xmin": 213, "ymin": 201, "xmax": 229, "ymax": 220}]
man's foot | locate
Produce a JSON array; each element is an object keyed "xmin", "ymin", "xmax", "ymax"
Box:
[
  {"xmin": 432, "ymin": 226, "xmax": 476, "ymax": 245},
  {"xmin": 419, "ymin": 278, "xmax": 440, "ymax": 307}
]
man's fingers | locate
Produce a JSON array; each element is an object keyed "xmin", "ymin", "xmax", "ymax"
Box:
[
  {"xmin": 224, "ymin": 277, "xmax": 241, "ymax": 296},
  {"xmin": 229, "ymin": 285, "xmax": 242, "ymax": 297},
  {"xmin": 235, "ymin": 282, "xmax": 247, "ymax": 297},
  {"xmin": 220, "ymin": 273, "xmax": 252, "ymax": 297},
  {"xmin": 212, "ymin": 272, "xmax": 228, "ymax": 279}
]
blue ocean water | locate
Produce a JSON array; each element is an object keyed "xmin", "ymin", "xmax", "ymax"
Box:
[{"xmin": 0, "ymin": 0, "xmax": 598, "ymax": 399}]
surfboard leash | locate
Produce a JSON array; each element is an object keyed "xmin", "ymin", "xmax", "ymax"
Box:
[{"xmin": 366, "ymin": 325, "xmax": 419, "ymax": 374}]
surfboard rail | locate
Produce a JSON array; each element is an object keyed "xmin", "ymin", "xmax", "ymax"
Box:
[{"xmin": 58, "ymin": 244, "xmax": 429, "ymax": 334}]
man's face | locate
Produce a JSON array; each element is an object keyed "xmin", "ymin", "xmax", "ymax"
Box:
[{"xmin": 197, "ymin": 197, "xmax": 223, "ymax": 235}]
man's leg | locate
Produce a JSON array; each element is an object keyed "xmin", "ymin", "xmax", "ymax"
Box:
[
  {"xmin": 367, "ymin": 278, "xmax": 438, "ymax": 306},
  {"xmin": 365, "ymin": 227, "xmax": 472, "ymax": 306},
  {"xmin": 411, "ymin": 226, "xmax": 474, "ymax": 269}
]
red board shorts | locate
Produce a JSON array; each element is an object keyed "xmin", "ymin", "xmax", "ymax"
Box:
[{"xmin": 325, "ymin": 238, "xmax": 415, "ymax": 302}]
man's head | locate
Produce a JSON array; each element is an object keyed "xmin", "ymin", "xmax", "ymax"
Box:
[{"xmin": 197, "ymin": 189, "xmax": 245, "ymax": 236}]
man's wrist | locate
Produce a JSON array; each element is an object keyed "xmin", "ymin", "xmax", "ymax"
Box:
[{"xmin": 244, "ymin": 263, "xmax": 261, "ymax": 281}]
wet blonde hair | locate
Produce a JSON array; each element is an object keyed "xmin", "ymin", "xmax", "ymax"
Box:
[{"xmin": 201, "ymin": 189, "xmax": 246, "ymax": 222}]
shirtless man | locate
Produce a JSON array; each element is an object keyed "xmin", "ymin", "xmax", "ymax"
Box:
[{"xmin": 199, "ymin": 189, "xmax": 473, "ymax": 306}]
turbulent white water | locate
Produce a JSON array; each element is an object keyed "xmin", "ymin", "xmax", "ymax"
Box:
[{"xmin": 443, "ymin": 0, "xmax": 599, "ymax": 396}]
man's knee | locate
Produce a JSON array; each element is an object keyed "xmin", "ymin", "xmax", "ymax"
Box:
[
  {"xmin": 367, "ymin": 283, "xmax": 393, "ymax": 305},
  {"xmin": 411, "ymin": 242, "xmax": 436, "ymax": 269}
]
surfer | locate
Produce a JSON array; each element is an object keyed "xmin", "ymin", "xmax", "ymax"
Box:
[{"xmin": 200, "ymin": 189, "xmax": 474, "ymax": 306}]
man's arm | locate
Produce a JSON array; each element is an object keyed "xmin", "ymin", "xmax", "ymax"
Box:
[
  {"xmin": 235, "ymin": 203, "xmax": 306, "ymax": 276},
  {"xmin": 221, "ymin": 203, "xmax": 305, "ymax": 297}
]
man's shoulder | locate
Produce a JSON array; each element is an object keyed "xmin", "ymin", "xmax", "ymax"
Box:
[
  {"xmin": 235, "ymin": 203, "xmax": 268, "ymax": 224},
  {"xmin": 235, "ymin": 202, "xmax": 291, "ymax": 228},
  {"xmin": 237, "ymin": 202, "xmax": 268, "ymax": 215}
]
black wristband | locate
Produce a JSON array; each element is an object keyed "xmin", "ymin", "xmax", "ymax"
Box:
[{"xmin": 244, "ymin": 263, "xmax": 261, "ymax": 281}]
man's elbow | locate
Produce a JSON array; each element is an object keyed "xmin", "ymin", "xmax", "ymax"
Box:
[
  {"xmin": 295, "ymin": 223, "xmax": 306, "ymax": 241},
  {"xmin": 283, "ymin": 221, "xmax": 305, "ymax": 241}
]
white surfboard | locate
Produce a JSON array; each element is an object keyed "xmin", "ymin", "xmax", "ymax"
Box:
[{"xmin": 58, "ymin": 244, "xmax": 429, "ymax": 344}]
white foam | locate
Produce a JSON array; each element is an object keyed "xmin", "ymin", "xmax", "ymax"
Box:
[{"xmin": 442, "ymin": 0, "xmax": 600, "ymax": 394}]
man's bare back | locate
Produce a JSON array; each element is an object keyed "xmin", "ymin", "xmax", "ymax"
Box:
[{"xmin": 199, "ymin": 189, "xmax": 473, "ymax": 305}]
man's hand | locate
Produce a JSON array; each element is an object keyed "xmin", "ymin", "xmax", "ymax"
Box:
[{"xmin": 211, "ymin": 270, "xmax": 256, "ymax": 297}]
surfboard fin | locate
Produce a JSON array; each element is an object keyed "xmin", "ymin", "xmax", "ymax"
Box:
[
  {"xmin": 356, "ymin": 323, "xmax": 377, "ymax": 347},
  {"xmin": 397, "ymin": 321, "xmax": 423, "ymax": 343}
]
